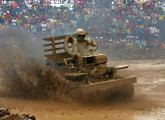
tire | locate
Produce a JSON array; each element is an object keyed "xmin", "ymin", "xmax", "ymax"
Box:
[
  {"xmin": 45, "ymin": 60, "xmax": 63, "ymax": 70},
  {"xmin": 45, "ymin": 59, "xmax": 55, "ymax": 67}
]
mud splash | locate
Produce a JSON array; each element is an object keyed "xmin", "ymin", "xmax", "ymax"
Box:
[
  {"xmin": 0, "ymin": 50, "xmax": 84, "ymax": 102},
  {"xmin": 0, "ymin": 29, "xmax": 83, "ymax": 102}
]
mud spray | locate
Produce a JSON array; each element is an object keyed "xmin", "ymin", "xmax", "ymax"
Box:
[
  {"xmin": 0, "ymin": 28, "xmax": 127, "ymax": 103},
  {"xmin": 0, "ymin": 28, "xmax": 85, "ymax": 102}
]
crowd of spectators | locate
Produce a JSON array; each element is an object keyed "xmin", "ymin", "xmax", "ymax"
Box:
[{"xmin": 0, "ymin": 0, "xmax": 165, "ymax": 49}]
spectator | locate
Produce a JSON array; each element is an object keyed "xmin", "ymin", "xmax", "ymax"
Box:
[{"xmin": 41, "ymin": 21, "xmax": 47, "ymax": 32}]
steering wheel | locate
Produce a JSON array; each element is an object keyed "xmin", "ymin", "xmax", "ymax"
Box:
[
  {"xmin": 64, "ymin": 35, "xmax": 74, "ymax": 56},
  {"xmin": 64, "ymin": 35, "xmax": 98, "ymax": 55}
]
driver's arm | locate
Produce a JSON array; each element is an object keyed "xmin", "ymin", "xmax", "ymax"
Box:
[
  {"xmin": 72, "ymin": 41, "xmax": 79, "ymax": 53},
  {"xmin": 86, "ymin": 39, "xmax": 97, "ymax": 46}
]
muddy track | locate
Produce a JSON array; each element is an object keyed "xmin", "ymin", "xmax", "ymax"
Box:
[{"xmin": 0, "ymin": 60, "xmax": 165, "ymax": 120}]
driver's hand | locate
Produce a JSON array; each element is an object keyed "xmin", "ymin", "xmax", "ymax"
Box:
[
  {"xmin": 90, "ymin": 41, "xmax": 97, "ymax": 47},
  {"xmin": 70, "ymin": 34, "xmax": 74, "ymax": 38},
  {"xmin": 92, "ymin": 43, "xmax": 97, "ymax": 47},
  {"xmin": 68, "ymin": 35, "xmax": 72, "ymax": 39}
]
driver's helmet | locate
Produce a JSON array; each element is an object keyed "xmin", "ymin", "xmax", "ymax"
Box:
[
  {"xmin": 76, "ymin": 29, "xmax": 86, "ymax": 36},
  {"xmin": 76, "ymin": 29, "xmax": 87, "ymax": 41}
]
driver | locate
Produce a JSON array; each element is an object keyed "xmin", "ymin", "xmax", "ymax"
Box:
[
  {"xmin": 72, "ymin": 29, "xmax": 96, "ymax": 65},
  {"xmin": 65, "ymin": 29, "xmax": 97, "ymax": 66},
  {"xmin": 73, "ymin": 29, "xmax": 96, "ymax": 56}
]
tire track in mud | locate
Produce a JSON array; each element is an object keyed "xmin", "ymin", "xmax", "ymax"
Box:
[{"xmin": 116, "ymin": 61, "xmax": 165, "ymax": 120}]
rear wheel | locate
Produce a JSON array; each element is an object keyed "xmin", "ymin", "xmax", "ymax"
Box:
[{"xmin": 45, "ymin": 59, "xmax": 55, "ymax": 67}]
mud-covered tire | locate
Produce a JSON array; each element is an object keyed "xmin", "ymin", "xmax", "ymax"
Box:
[
  {"xmin": 45, "ymin": 60, "xmax": 62, "ymax": 70},
  {"xmin": 45, "ymin": 59, "xmax": 55, "ymax": 67}
]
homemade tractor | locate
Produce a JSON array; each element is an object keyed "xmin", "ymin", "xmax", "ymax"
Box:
[{"xmin": 43, "ymin": 32, "xmax": 137, "ymax": 100}]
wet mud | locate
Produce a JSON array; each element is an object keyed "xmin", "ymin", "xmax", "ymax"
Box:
[{"xmin": 0, "ymin": 60, "xmax": 165, "ymax": 120}]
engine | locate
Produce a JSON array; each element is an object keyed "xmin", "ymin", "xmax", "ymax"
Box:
[{"xmin": 82, "ymin": 54, "xmax": 108, "ymax": 77}]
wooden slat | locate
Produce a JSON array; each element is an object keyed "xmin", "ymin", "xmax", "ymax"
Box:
[
  {"xmin": 45, "ymin": 54, "xmax": 53, "ymax": 57},
  {"xmin": 55, "ymin": 46, "xmax": 72, "ymax": 50},
  {"xmin": 43, "ymin": 37, "xmax": 52, "ymax": 41},
  {"xmin": 55, "ymin": 41, "xmax": 64, "ymax": 45},
  {"xmin": 43, "ymin": 43, "xmax": 52, "ymax": 47},
  {"xmin": 44, "ymin": 42, "xmax": 71, "ymax": 46},
  {"xmin": 44, "ymin": 49, "xmax": 53, "ymax": 52},
  {"xmin": 44, "ymin": 42, "xmax": 72, "ymax": 46},
  {"xmin": 43, "ymin": 35, "xmax": 68, "ymax": 41},
  {"xmin": 55, "ymin": 47, "xmax": 64, "ymax": 50},
  {"xmin": 55, "ymin": 41, "xmax": 72, "ymax": 45},
  {"xmin": 44, "ymin": 46, "xmax": 72, "ymax": 52},
  {"xmin": 52, "ymin": 35, "xmax": 70, "ymax": 40}
]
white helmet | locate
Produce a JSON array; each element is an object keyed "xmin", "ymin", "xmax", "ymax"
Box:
[{"xmin": 76, "ymin": 29, "xmax": 87, "ymax": 36}]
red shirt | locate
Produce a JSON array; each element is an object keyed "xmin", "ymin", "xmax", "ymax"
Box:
[
  {"xmin": 119, "ymin": 6, "xmax": 122, "ymax": 11},
  {"xmin": 13, "ymin": 3, "xmax": 17, "ymax": 9},
  {"xmin": 129, "ymin": 22, "xmax": 134, "ymax": 28},
  {"xmin": 46, "ymin": 2, "xmax": 50, "ymax": 6},
  {"xmin": 16, "ymin": 15, "xmax": 19, "ymax": 19},
  {"xmin": 6, "ymin": 12, "xmax": 10, "ymax": 17},
  {"xmin": 74, "ymin": 1, "xmax": 78, "ymax": 6},
  {"xmin": 144, "ymin": 27, "xmax": 150, "ymax": 33},
  {"xmin": 161, "ymin": 42, "xmax": 164, "ymax": 48},
  {"xmin": 116, "ymin": 15, "xmax": 121, "ymax": 20},
  {"xmin": 36, "ymin": 18, "xmax": 40, "ymax": 23},
  {"xmin": 150, "ymin": 1, "xmax": 153, "ymax": 8},
  {"xmin": 40, "ymin": 14, "xmax": 46, "ymax": 19},
  {"xmin": 40, "ymin": 4, "xmax": 44, "ymax": 9},
  {"xmin": 80, "ymin": 1, "xmax": 84, "ymax": 6},
  {"xmin": 7, "ymin": 17, "xmax": 11, "ymax": 21}
]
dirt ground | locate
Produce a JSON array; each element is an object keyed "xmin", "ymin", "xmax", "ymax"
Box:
[{"xmin": 0, "ymin": 60, "xmax": 165, "ymax": 120}]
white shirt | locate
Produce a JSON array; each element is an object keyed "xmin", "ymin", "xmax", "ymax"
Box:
[
  {"xmin": 27, "ymin": 4, "xmax": 32, "ymax": 9},
  {"xmin": 150, "ymin": 27, "xmax": 155, "ymax": 34},
  {"xmin": 72, "ymin": 21, "xmax": 77, "ymax": 27},
  {"xmin": 12, "ymin": 19, "xmax": 17, "ymax": 26},
  {"xmin": 41, "ymin": 23, "xmax": 47, "ymax": 32}
]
